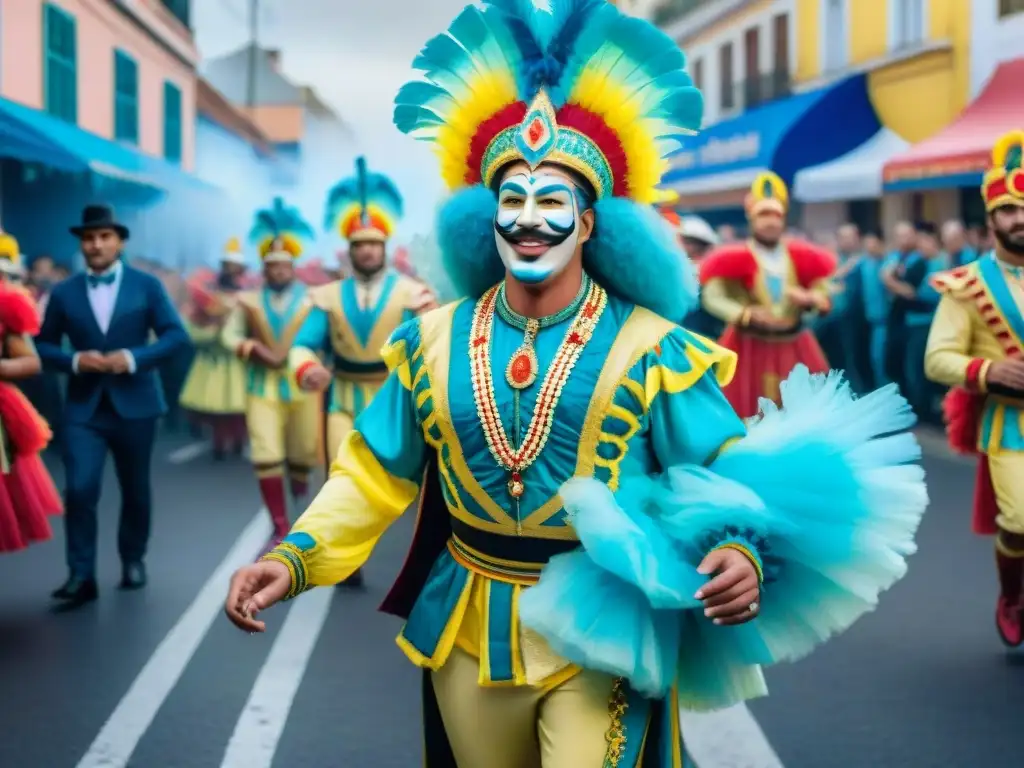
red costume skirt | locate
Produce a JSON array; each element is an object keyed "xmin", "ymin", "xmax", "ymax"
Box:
[
  {"xmin": 718, "ymin": 326, "xmax": 829, "ymax": 419},
  {"xmin": 0, "ymin": 383, "xmax": 62, "ymax": 553}
]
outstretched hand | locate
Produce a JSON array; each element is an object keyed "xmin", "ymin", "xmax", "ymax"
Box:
[
  {"xmin": 224, "ymin": 560, "xmax": 291, "ymax": 633},
  {"xmin": 694, "ymin": 547, "xmax": 760, "ymax": 626}
]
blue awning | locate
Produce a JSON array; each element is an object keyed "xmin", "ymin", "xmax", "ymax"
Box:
[
  {"xmin": 661, "ymin": 75, "xmax": 881, "ymax": 199},
  {"xmin": 0, "ymin": 96, "xmax": 219, "ymax": 198}
]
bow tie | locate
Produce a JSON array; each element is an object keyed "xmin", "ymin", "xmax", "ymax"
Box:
[{"xmin": 87, "ymin": 272, "xmax": 116, "ymax": 288}]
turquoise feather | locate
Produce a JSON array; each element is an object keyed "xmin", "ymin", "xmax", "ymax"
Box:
[
  {"xmin": 323, "ymin": 157, "xmax": 404, "ymax": 234},
  {"xmin": 248, "ymin": 197, "xmax": 314, "ymax": 245}
]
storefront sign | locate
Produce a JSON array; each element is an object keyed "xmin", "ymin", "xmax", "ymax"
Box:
[{"xmin": 672, "ymin": 132, "xmax": 762, "ymax": 172}]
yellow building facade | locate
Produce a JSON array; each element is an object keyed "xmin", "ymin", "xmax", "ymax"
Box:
[{"xmin": 793, "ymin": 0, "xmax": 973, "ymax": 227}]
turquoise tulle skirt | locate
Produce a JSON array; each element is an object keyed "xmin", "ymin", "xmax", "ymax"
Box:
[{"xmin": 519, "ymin": 366, "xmax": 928, "ymax": 711}]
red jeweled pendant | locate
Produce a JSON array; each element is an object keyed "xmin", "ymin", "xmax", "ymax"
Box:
[
  {"xmin": 505, "ymin": 345, "xmax": 539, "ymax": 390},
  {"xmin": 508, "ymin": 471, "xmax": 525, "ymax": 498}
]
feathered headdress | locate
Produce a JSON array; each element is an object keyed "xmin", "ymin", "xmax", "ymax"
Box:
[
  {"xmin": 745, "ymin": 172, "xmax": 788, "ymax": 219},
  {"xmin": 324, "ymin": 157, "xmax": 404, "ymax": 243},
  {"xmin": 0, "ymin": 229, "xmax": 24, "ymax": 277},
  {"xmin": 248, "ymin": 198, "xmax": 316, "ymax": 263},
  {"xmin": 221, "ymin": 236, "xmax": 246, "ymax": 266},
  {"xmin": 982, "ymin": 130, "xmax": 1024, "ymax": 213},
  {"xmin": 393, "ymin": 0, "xmax": 704, "ymax": 322}
]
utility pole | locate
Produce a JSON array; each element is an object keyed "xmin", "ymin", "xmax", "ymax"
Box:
[{"xmin": 246, "ymin": 0, "xmax": 258, "ymax": 108}]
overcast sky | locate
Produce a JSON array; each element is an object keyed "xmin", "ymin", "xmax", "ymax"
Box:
[{"xmin": 193, "ymin": 0, "xmax": 472, "ymax": 238}]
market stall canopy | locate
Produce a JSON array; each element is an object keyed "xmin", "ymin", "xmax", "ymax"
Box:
[
  {"xmin": 661, "ymin": 74, "xmax": 880, "ymax": 203},
  {"xmin": 793, "ymin": 128, "xmax": 910, "ymax": 203},
  {"xmin": 883, "ymin": 58, "xmax": 1024, "ymax": 192}
]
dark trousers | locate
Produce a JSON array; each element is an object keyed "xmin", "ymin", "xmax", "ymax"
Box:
[
  {"xmin": 886, "ymin": 323, "xmax": 939, "ymax": 425},
  {"xmin": 61, "ymin": 397, "xmax": 158, "ymax": 578}
]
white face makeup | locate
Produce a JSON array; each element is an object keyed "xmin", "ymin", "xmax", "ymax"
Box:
[{"xmin": 494, "ymin": 171, "xmax": 585, "ymax": 284}]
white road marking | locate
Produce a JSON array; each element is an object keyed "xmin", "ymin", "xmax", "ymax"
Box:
[
  {"xmin": 75, "ymin": 511, "xmax": 273, "ymax": 768},
  {"xmin": 681, "ymin": 704, "xmax": 785, "ymax": 768},
  {"xmin": 167, "ymin": 440, "xmax": 210, "ymax": 464},
  {"xmin": 220, "ymin": 587, "xmax": 334, "ymax": 767}
]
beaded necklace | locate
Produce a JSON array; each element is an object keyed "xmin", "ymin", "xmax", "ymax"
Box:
[{"xmin": 469, "ymin": 276, "xmax": 607, "ymax": 532}]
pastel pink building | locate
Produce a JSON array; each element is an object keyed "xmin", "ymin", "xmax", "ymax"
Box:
[
  {"xmin": 0, "ymin": 0, "xmax": 198, "ymax": 169},
  {"xmin": 0, "ymin": 0, "xmax": 209, "ymax": 264}
]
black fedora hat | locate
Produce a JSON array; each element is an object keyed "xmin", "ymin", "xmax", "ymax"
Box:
[{"xmin": 70, "ymin": 204, "xmax": 130, "ymax": 240}]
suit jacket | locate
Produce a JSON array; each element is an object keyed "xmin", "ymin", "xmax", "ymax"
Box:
[{"xmin": 35, "ymin": 264, "xmax": 191, "ymax": 423}]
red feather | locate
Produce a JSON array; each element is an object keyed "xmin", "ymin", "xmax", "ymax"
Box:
[
  {"xmin": 786, "ymin": 239, "xmax": 837, "ymax": 286},
  {"xmin": 698, "ymin": 245, "xmax": 758, "ymax": 289},
  {"xmin": 942, "ymin": 387, "xmax": 983, "ymax": 455},
  {"xmin": 466, "ymin": 102, "xmax": 528, "ymax": 185},
  {"xmin": 555, "ymin": 105, "xmax": 629, "ymax": 197},
  {"xmin": 0, "ymin": 384, "xmax": 51, "ymax": 455},
  {"xmin": 0, "ymin": 287, "xmax": 40, "ymax": 336}
]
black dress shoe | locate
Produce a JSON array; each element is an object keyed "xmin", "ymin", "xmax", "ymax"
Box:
[
  {"xmin": 51, "ymin": 577, "xmax": 98, "ymax": 606},
  {"xmin": 337, "ymin": 568, "xmax": 364, "ymax": 589},
  {"xmin": 120, "ymin": 562, "xmax": 147, "ymax": 590}
]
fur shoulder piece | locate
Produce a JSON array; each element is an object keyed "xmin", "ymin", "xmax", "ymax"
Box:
[
  {"xmin": 785, "ymin": 239, "xmax": 838, "ymax": 286},
  {"xmin": 0, "ymin": 286, "xmax": 40, "ymax": 336},
  {"xmin": 698, "ymin": 244, "xmax": 758, "ymax": 289},
  {"xmin": 929, "ymin": 262, "xmax": 980, "ymax": 298}
]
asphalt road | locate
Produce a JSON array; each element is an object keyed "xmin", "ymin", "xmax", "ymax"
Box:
[{"xmin": 0, "ymin": 429, "xmax": 1020, "ymax": 768}]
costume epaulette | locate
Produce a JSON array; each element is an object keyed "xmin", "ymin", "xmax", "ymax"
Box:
[
  {"xmin": 698, "ymin": 244, "xmax": 757, "ymax": 288},
  {"xmin": 929, "ymin": 262, "xmax": 980, "ymax": 299},
  {"xmin": 785, "ymin": 238, "xmax": 838, "ymax": 283},
  {"xmin": 307, "ymin": 281, "xmax": 339, "ymax": 310}
]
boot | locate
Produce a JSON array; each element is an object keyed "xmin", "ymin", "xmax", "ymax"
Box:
[
  {"xmin": 290, "ymin": 473, "xmax": 309, "ymax": 501},
  {"xmin": 258, "ymin": 474, "xmax": 291, "ymax": 541},
  {"xmin": 995, "ymin": 547, "xmax": 1023, "ymax": 647}
]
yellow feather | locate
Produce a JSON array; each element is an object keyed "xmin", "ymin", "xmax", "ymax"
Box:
[
  {"xmin": 991, "ymin": 130, "xmax": 1024, "ymax": 167},
  {"xmin": 570, "ymin": 70, "xmax": 663, "ymax": 203},
  {"xmin": 434, "ymin": 70, "xmax": 518, "ymax": 189},
  {"xmin": 258, "ymin": 233, "xmax": 302, "ymax": 259}
]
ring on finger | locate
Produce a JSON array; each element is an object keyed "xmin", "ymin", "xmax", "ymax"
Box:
[{"xmin": 748, "ymin": 601, "xmax": 759, "ymax": 614}]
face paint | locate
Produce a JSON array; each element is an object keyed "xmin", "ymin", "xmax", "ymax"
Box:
[{"xmin": 493, "ymin": 172, "xmax": 585, "ymax": 284}]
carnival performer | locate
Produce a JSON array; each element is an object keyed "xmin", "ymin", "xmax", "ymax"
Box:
[
  {"xmin": 699, "ymin": 173, "xmax": 836, "ymax": 418},
  {"xmin": 289, "ymin": 157, "xmax": 435, "ymax": 586},
  {"xmin": 925, "ymin": 130, "xmax": 1024, "ymax": 648},
  {"xmin": 0, "ymin": 233, "xmax": 62, "ymax": 553},
  {"xmin": 178, "ymin": 238, "xmax": 248, "ymax": 460},
  {"xmin": 225, "ymin": 2, "xmax": 927, "ymax": 765},
  {"xmin": 221, "ymin": 199, "xmax": 321, "ymax": 543}
]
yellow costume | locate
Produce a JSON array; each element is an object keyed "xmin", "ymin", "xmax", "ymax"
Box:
[
  {"xmin": 223, "ymin": 200, "xmax": 322, "ymax": 539},
  {"xmin": 924, "ymin": 128, "xmax": 1024, "ymax": 647},
  {"xmin": 179, "ymin": 239, "xmax": 248, "ymax": 456},
  {"xmin": 291, "ymin": 156, "xmax": 434, "ymax": 465}
]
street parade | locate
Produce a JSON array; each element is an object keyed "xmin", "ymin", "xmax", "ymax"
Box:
[{"xmin": 0, "ymin": 0, "xmax": 1023, "ymax": 766}]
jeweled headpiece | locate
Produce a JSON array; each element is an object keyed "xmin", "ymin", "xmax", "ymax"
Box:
[
  {"xmin": 248, "ymin": 197, "xmax": 315, "ymax": 263},
  {"xmin": 393, "ymin": 0, "xmax": 702, "ymax": 204},
  {"xmin": 745, "ymin": 172, "xmax": 788, "ymax": 219},
  {"xmin": 982, "ymin": 130, "xmax": 1024, "ymax": 213},
  {"xmin": 324, "ymin": 157, "xmax": 404, "ymax": 243}
]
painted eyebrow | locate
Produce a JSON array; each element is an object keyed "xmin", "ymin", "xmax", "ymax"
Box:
[
  {"xmin": 534, "ymin": 183, "xmax": 573, "ymax": 197},
  {"xmin": 499, "ymin": 181, "xmax": 529, "ymax": 195}
]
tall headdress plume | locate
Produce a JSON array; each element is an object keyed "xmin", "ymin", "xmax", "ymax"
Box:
[
  {"xmin": 393, "ymin": 0, "xmax": 705, "ymax": 322},
  {"xmin": 324, "ymin": 157, "xmax": 404, "ymax": 243},
  {"xmin": 745, "ymin": 171, "xmax": 788, "ymax": 219},
  {"xmin": 982, "ymin": 130, "xmax": 1024, "ymax": 213},
  {"xmin": 248, "ymin": 197, "xmax": 316, "ymax": 263}
]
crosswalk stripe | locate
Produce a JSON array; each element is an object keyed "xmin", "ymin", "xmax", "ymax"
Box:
[
  {"xmin": 167, "ymin": 440, "xmax": 211, "ymax": 464},
  {"xmin": 220, "ymin": 586, "xmax": 335, "ymax": 767},
  {"xmin": 75, "ymin": 511, "xmax": 273, "ymax": 768},
  {"xmin": 681, "ymin": 705, "xmax": 785, "ymax": 768}
]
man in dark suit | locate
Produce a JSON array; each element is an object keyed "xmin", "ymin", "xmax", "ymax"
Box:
[{"xmin": 36, "ymin": 205, "xmax": 190, "ymax": 608}]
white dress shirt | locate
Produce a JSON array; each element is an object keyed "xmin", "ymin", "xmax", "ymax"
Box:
[{"xmin": 71, "ymin": 260, "xmax": 136, "ymax": 374}]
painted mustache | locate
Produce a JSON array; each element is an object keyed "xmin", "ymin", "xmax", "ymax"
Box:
[{"xmin": 495, "ymin": 220, "xmax": 575, "ymax": 248}]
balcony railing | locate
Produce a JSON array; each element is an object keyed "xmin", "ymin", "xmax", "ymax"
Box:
[
  {"xmin": 726, "ymin": 70, "xmax": 792, "ymax": 111},
  {"xmin": 652, "ymin": 0, "xmax": 713, "ymax": 28}
]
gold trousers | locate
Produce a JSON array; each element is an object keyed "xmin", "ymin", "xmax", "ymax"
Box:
[
  {"xmin": 431, "ymin": 647, "xmax": 617, "ymax": 768},
  {"xmin": 246, "ymin": 394, "xmax": 321, "ymax": 468},
  {"xmin": 989, "ymin": 451, "xmax": 1024, "ymax": 535}
]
